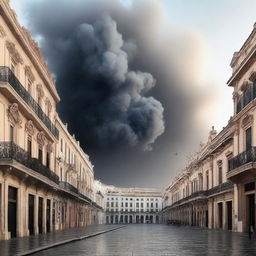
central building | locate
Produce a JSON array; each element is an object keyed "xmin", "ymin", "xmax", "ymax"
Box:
[{"xmin": 104, "ymin": 186, "xmax": 162, "ymax": 224}]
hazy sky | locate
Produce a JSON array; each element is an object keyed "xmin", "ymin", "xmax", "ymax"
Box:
[{"xmin": 10, "ymin": 0, "xmax": 256, "ymax": 188}]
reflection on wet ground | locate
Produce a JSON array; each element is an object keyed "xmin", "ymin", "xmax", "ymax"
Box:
[{"xmin": 33, "ymin": 224, "xmax": 256, "ymax": 256}]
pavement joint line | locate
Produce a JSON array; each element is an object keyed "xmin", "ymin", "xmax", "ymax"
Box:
[{"xmin": 18, "ymin": 226, "xmax": 126, "ymax": 256}]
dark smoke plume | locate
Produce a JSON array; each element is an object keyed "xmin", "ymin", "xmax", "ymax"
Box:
[{"xmin": 19, "ymin": 0, "xmax": 225, "ymax": 187}]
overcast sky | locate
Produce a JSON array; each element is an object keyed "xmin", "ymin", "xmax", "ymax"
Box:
[{"xmin": 10, "ymin": 0, "xmax": 256, "ymax": 188}]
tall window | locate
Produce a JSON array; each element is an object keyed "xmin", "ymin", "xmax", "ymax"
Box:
[
  {"xmin": 38, "ymin": 147, "xmax": 43, "ymax": 164},
  {"xmin": 27, "ymin": 79, "xmax": 32, "ymax": 94},
  {"xmin": 46, "ymin": 152, "xmax": 50, "ymax": 168},
  {"xmin": 60, "ymin": 139, "xmax": 63, "ymax": 152},
  {"xmin": 10, "ymin": 125, "xmax": 14, "ymax": 142},
  {"xmin": 246, "ymin": 127, "xmax": 252, "ymax": 150},
  {"xmin": 218, "ymin": 166, "xmax": 223, "ymax": 185},
  {"xmin": 27, "ymin": 136, "xmax": 32, "ymax": 157},
  {"xmin": 206, "ymin": 171, "xmax": 209, "ymax": 190},
  {"xmin": 11, "ymin": 58, "xmax": 16, "ymax": 75}
]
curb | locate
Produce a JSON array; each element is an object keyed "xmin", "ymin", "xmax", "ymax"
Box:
[{"xmin": 18, "ymin": 226, "xmax": 126, "ymax": 256}]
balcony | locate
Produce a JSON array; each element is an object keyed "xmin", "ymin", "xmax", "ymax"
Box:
[
  {"xmin": 0, "ymin": 66, "xmax": 59, "ymax": 138},
  {"xmin": 59, "ymin": 181, "xmax": 79, "ymax": 194},
  {"xmin": 228, "ymin": 147, "xmax": 256, "ymax": 178},
  {"xmin": 0, "ymin": 141, "xmax": 59, "ymax": 184},
  {"xmin": 207, "ymin": 181, "xmax": 233, "ymax": 196}
]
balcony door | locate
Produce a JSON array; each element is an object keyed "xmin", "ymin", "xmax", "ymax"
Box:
[{"xmin": 246, "ymin": 127, "xmax": 252, "ymax": 151}]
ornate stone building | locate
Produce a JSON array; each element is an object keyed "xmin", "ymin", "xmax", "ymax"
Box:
[
  {"xmin": 104, "ymin": 186, "xmax": 162, "ymax": 224},
  {"xmin": 0, "ymin": 0, "xmax": 103, "ymax": 240},
  {"xmin": 162, "ymin": 23, "xmax": 256, "ymax": 233}
]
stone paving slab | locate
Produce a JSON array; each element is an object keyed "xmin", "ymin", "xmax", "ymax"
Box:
[{"xmin": 0, "ymin": 225, "xmax": 125, "ymax": 256}]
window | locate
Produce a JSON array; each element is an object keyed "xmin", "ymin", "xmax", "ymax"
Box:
[
  {"xmin": 27, "ymin": 136, "xmax": 32, "ymax": 157},
  {"xmin": 46, "ymin": 152, "xmax": 50, "ymax": 168},
  {"xmin": 121, "ymin": 202, "xmax": 123, "ymax": 207},
  {"xmin": 136, "ymin": 203, "xmax": 139, "ymax": 207},
  {"xmin": 111, "ymin": 202, "xmax": 114, "ymax": 207},
  {"xmin": 130, "ymin": 203, "xmax": 132, "ymax": 207},
  {"xmin": 151, "ymin": 203, "xmax": 153, "ymax": 207},
  {"xmin": 38, "ymin": 148, "xmax": 43, "ymax": 164},
  {"xmin": 116, "ymin": 202, "xmax": 118, "ymax": 207},
  {"xmin": 10, "ymin": 125, "xmax": 14, "ymax": 142},
  {"xmin": 218, "ymin": 166, "xmax": 223, "ymax": 185},
  {"xmin": 246, "ymin": 127, "xmax": 252, "ymax": 150},
  {"xmin": 60, "ymin": 168, "xmax": 63, "ymax": 181},
  {"xmin": 141, "ymin": 203, "xmax": 143, "ymax": 207},
  {"xmin": 60, "ymin": 139, "xmax": 63, "ymax": 152},
  {"xmin": 106, "ymin": 202, "xmax": 109, "ymax": 207},
  {"xmin": 11, "ymin": 59, "xmax": 16, "ymax": 75},
  {"xmin": 27, "ymin": 79, "xmax": 32, "ymax": 94},
  {"xmin": 125, "ymin": 203, "xmax": 128, "ymax": 207},
  {"xmin": 206, "ymin": 171, "xmax": 209, "ymax": 190}
]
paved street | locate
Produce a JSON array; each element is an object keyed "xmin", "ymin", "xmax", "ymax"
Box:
[
  {"xmin": 0, "ymin": 225, "xmax": 124, "ymax": 256},
  {"xmin": 32, "ymin": 224, "xmax": 256, "ymax": 256}
]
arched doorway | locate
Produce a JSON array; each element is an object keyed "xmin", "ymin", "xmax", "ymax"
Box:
[
  {"xmin": 125, "ymin": 215, "xmax": 128, "ymax": 223},
  {"xmin": 129, "ymin": 215, "xmax": 133, "ymax": 224},
  {"xmin": 150, "ymin": 215, "xmax": 153, "ymax": 224},
  {"xmin": 120, "ymin": 215, "xmax": 124, "ymax": 223},
  {"xmin": 140, "ymin": 215, "xmax": 144, "ymax": 224},
  {"xmin": 136, "ymin": 215, "xmax": 140, "ymax": 223},
  {"xmin": 115, "ymin": 215, "xmax": 119, "ymax": 224},
  {"xmin": 156, "ymin": 215, "xmax": 159, "ymax": 224}
]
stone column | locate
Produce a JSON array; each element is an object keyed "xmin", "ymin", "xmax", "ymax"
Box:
[{"xmin": 34, "ymin": 195, "xmax": 39, "ymax": 235}]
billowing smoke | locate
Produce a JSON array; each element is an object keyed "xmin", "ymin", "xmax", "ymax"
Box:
[{"xmin": 17, "ymin": 0, "xmax": 228, "ymax": 186}]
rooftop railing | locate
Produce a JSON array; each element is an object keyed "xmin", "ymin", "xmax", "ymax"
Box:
[
  {"xmin": 0, "ymin": 66, "xmax": 59, "ymax": 138},
  {"xmin": 0, "ymin": 141, "xmax": 59, "ymax": 184}
]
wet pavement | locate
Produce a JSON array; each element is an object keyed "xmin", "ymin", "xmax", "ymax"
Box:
[
  {"xmin": 32, "ymin": 224, "xmax": 256, "ymax": 256},
  {"xmin": 0, "ymin": 225, "xmax": 124, "ymax": 256}
]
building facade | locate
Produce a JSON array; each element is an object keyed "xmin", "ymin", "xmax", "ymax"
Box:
[
  {"xmin": 104, "ymin": 186, "xmax": 162, "ymax": 224},
  {"xmin": 162, "ymin": 23, "xmax": 256, "ymax": 233},
  {"xmin": 0, "ymin": 0, "xmax": 103, "ymax": 240}
]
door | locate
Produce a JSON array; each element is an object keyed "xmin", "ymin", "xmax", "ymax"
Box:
[
  {"xmin": 227, "ymin": 201, "xmax": 232, "ymax": 230},
  {"xmin": 28, "ymin": 194, "xmax": 34, "ymax": 235},
  {"xmin": 8, "ymin": 186, "xmax": 17, "ymax": 238},
  {"xmin": 218, "ymin": 202, "xmax": 223, "ymax": 229},
  {"xmin": 247, "ymin": 194, "xmax": 255, "ymax": 232},
  {"xmin": 46, "ymin": 199, "xmax": 51, "ymax": 232},
  {"xmin": 38, "ymin": 197, "xmax": 43, "ymax": 234},
  {"xmin": 129, "ymin": 215, "xmax": 133, "ymax": 224}
]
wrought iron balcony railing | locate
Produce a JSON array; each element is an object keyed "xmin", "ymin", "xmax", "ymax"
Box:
[
  {"xmin": 0, "ymin": 66, "xmax": 59, "ymax": 138},
  {"xmin": 0, "ymin": 141, "xmax": 59, "ymax": 184},
  {"xmin": 59, "ymin": 181, "xmax": 79, "ymax": 194},
  {"xmin": 207, "ymin": 181, "xmax": 233, "ymax": 196},
  {"xmin": 228, "ymin": 147, "xmax": 256, "ymax": 171}
]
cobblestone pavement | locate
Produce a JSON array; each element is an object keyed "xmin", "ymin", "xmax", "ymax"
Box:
[
  {"xmin": 0, "ymin": 225, "xmax": 124, "ymax": 256},
  {"xmin": 33, "ymin": 224, "xmax": 256, "ymax": 256}
]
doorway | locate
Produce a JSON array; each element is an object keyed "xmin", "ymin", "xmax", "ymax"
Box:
[
  {"xmin": 218, "ymin": 202, "xmax": 223, "ymax": 229},
  {"xmin": 8, "ymin": 186, "xmax": 17, "ymax": 238},
  {"xmin": 28, "ymin": 194, "xmax": 34, "ymax": 235},
  {"xmin": 38, "ymin": 197, "xmax": 43, "ymax": 234},
  {"xmin": 247, "ymin": 194, "xmax": 255, "ymax": 232},
  {"xmin": 226, "ymin": 201, "xmax": 232, "ymax": 230},
  {"xmin": 46, "ymin": 199, "xmax": 51, "ymax": 232}
]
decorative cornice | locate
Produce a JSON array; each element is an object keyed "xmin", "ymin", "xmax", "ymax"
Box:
[
  {"xmin": 37, "ymin": 131, "xmax": 46, "ymax": 147},
  {"xmin": 5, "ymin": 40, "xmax": 23, "ymax": 64},
  {"xmin": 7, "ymin": 103, "xmax": 22, "ymax": 127},
  {"xmin": 36, "ymin": 84, "xmax": 44, "ymax": 98},
  {"xmin": 45, "ymin": 97, "xmax": 52, "ymax": 113},
  {"xmin": 25, "ymin": 120, "xmax": 35, "ymax": 136},
  {"xmin": 25, "ymin": 65, "xmax": 35, "ymax": 82},
  {"xmin": 241, "ymin": 114, "xmax": 253, "ymax": 129},
  {"xmin": 47, "ymin": 141, "xmax": 53, "ymax": 153},
  {"xmin": 0, "ymin": 25, "xmax": 6, "ymax": 38}
]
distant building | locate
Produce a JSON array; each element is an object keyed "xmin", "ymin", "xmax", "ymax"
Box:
[
  {"xmin": 104, "ymin": 186, "xmax": 162, "ymax": 224},
  {"xmin": 162, "ymin": 23, "xmax": 256, "ymax": 233}
]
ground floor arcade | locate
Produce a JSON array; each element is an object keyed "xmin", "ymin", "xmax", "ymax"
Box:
[
  {"xmin": 106, "ymin": 213, "xmax": 161, "ymax": 224},
  {"xmin": 0, "ymin": 166, "xmax": 103, "ymax": 240}
]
